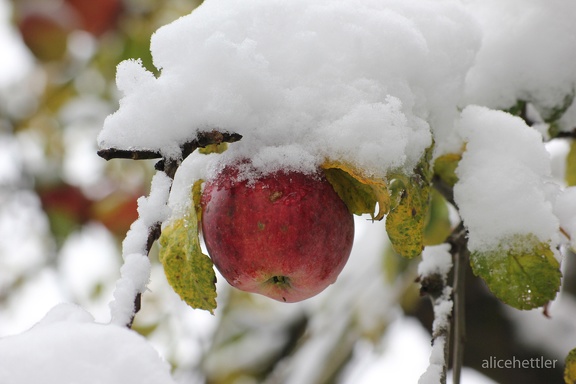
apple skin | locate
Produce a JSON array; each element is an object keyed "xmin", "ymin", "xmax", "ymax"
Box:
[{"xmin": 200, "ymin": 162, "xmax": 354, "ymax": 303}]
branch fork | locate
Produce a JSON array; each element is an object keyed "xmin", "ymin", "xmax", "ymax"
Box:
[{"xmin": 99, "ymin": 130, "xmax": 241, "ymax": 327}]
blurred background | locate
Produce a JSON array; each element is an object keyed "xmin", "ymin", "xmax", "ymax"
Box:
[{"xmin": 1, "ymin": 1, "xmax": 575, "ymax": 383}]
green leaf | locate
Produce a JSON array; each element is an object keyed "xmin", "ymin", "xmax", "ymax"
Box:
[
  {"xmin": 159, "ymin": 207, "xmax": 217, "ymax": 314},
  {"xmin": 566, "ymin": 141, "xmax": 576, "ymax": 186},
  {"xmin": 423, "ymin": 189, "xmax": 452, "ymax": 246},
  {"xmin": 322, "ymin": 161, "xmax": 390, "ymax": 220},
  {"xmin": 470, "ymin": 235, "xmax": 561, "ymax": 310},
  {"xmin": 565, "ymin": 348, "xmax": 576, "ymax": 384},
  {"xmin": 433, "ymin": 153, "xmax": 461, "ymax": 187}
]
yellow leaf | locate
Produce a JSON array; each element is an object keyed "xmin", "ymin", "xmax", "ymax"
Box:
[
  {"xmin": 385, "ymin": 174, "xmax": 430, "ymax": 258},
  {"xmin": 385, "ymin": 147, "xmax": 433, "ymax": 259},
  {"xmin": 321, "ymin": 160, "xmax": 390, "ymax": 220},
  {"xmin": 159, "ymin": 203, "xmax": 217, "ymax": 314}
]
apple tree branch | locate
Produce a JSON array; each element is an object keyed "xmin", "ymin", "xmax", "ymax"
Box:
[{"xmin": 98, "ymin": 130, "xmax": 241, "ymax": 327}]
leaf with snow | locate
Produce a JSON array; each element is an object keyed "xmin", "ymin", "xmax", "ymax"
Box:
[
  {"xmin": 470, "ymin": 235, "xmax": 561, "ymax": 310},
  {"xmin": 159, "ymin": 206, "xmax": 217, "ymax": 314},
  {"xmin": 322, "ymin": 161, "xmax": 389, "ymax": 221},
  {"xmin": 386, "ymin": 149, "xmax": 432, "ymax": 259},
  {"xmin": 565, "ymin": 348, "xmax": 576, "ymax": 384}
]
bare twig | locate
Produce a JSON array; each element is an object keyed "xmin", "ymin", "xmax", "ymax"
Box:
[
  {"xmin": 447, "ymin": 222, "xmax": 468, "ymax": 384},
  {"xmin": 97, "ymin": 131, "xmax": 242, "ymax": 161}
]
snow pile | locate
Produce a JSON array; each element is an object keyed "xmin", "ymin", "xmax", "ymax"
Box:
[
  {"xmin": 418, "ymin": 243, "xmax": 452, "ymax": 279},
  {"xmin": 454, "ymin": 106, "xmax": 559, "ymax": 252},
  {"xmin": 462, "ymin": 0, "xmax": 576, "ymax": 118},
  {"xmin": 0, "ymin": 304, "xmax": 176, "ymax": 384},
  {"xmin": 98, "ymin": 0, "xmax": 481, "ymax": 177}
]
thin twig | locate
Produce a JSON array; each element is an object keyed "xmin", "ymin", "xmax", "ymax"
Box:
[
  {"xmin": 560, "ymin": 226, "xmax": 572, "ymax": 241},
  {"xmin": 97, "ymin": 130, "xmax": 242, "ymax": 161},
  {"xmin": 447, "ymin": 222, "xmax": 468, "ymax": 384}
]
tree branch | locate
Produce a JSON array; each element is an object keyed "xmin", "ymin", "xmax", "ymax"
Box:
[
  {"xmin": 554, "ymin": 129, "xmax": 576, "ymax": 139},
  {"xmin": 418, "ymin": 244, "xmax": 454, "ymax": 384},
  {"xmin": 97, "ymin": 130, "xmax": 242, "ymax": 161},
  {"xmin": 102, "ymin": 130, "xmax": 241, "ymax": 328},
  {"xmin": 447, "ymin": 222, "xmax": 468, "ymax": 384}
]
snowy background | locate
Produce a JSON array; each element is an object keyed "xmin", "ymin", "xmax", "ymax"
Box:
[{"xmin": 2, "ymin": 0, "xmax": 576, "ymax": 383}]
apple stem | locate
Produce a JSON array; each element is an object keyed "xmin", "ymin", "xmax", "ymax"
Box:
[{"xmin": 271, "ymin": 275, "xmax": 290, "ymax": 286}]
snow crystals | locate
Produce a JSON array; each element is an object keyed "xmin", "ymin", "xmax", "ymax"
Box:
[
  {"xmin": 0, "ymin": 304, "xmax": 176, "ymax": 384},
  {"xmin": 454, "ymin": 106, "xmax": 559, "ymax": 253},
  {"xmin": 98, "ymin": 0, "xmax": 481, "ymax": 178}
]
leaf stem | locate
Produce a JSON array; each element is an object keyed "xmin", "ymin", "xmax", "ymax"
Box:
[{"xmin": 560, "ymin": 226, "xmax": 572, "ymax": 241}]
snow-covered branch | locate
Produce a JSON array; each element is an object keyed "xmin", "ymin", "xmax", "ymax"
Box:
[
  {"xmin": 418, "ymin": 244, "xmax": 454, "ymax": 384},
  {"xmin": 100, "ymin": 130, "xmax": 242, "ymax": 327}
]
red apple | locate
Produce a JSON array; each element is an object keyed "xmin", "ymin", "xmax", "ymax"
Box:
[{"xmin": 201, "ymin": 161, "xmax": 354, "ymax": 302}]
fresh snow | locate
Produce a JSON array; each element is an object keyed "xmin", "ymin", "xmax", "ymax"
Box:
[
  {"xmin": 110, "ymin": 172, "xmax": 172, "ymax": 326},
  {"xmin": 454, "ymin": 106, "xmax": 559, "ymax": 253},
  {"xmin": 418, "ymin": 243, "xmax": 452, "ymax": 279},
  {"xmin": 461, "ymin": 0, "xmax": 576, "ymax": 118},
  {"xmin": 99, "ymin": 0, "xmax": 481, "ymax": 176},
  {"xmin": 0, "ymin": 304, "xmax": 177, "ymax": 384}
]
